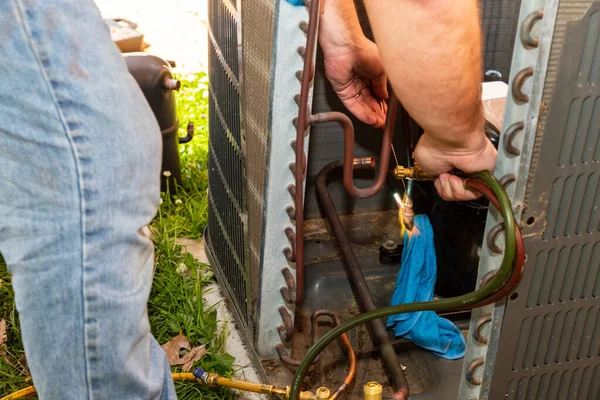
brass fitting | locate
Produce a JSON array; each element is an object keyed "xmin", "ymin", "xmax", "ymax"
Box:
[
  {"xmin": 183, "ymin": 369, "xmax": 318, "ymax": 400},
  {"xmin": 401, "ymin": 197, "xmax": 414, "ymax": 232},
  {"xmin": 316, "ymin": 386, "xmax": 331, "ymax": 399},
  {"xmin": 392, "ymin": 164, "xmax": 434, "ymax": 181},
  {"xmin": 363, "ymin": 381, "xmax": 383, "ymax": 400},
  {"xmin": 299, "ymin": 390, "xmax": 318, "ymax": 400},
  {"xmin": 203, "ymin": 373, "xmax": 318, "ymax": 399},
  {"xmin": 394, "ymin": 193, "xmax": 414, "ymax": 232},
  {"xmin": 353, "ymin": 157, "xmax": 375, "ymax": 168},
  {"xmin": 275, "ymin": 386, "xmax": 316, "ymax": 400}
]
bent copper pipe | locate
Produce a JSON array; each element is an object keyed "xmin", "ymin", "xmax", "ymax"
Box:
[
  {"xmin": 316, "ymin": 161, "xmax": 409, "ymax": 399},
  {"xmin": 293, "ymin": 0, "xmax": 321, "ymax": 305},
  {"xmin": 311, "ymin": 310, "xmax": 356, "ymax": 400},
  {"xmin": 276, "ymin": 343, "xmax": 322, "ymax": 368},
  {"xmin": 310, "ymin": 94, "xmax": 398, "ymax": 199}
]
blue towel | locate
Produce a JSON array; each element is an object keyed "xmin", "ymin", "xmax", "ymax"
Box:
[{"xmin": 386, "ymin": 214, "xmax": 466, "ymax": 360}]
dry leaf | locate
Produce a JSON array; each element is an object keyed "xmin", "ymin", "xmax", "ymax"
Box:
[
  {"xmin": 369, "ymin": 216, "xmax": 379, "ymax": 223},
  {"xmin": 162, "ymin": 334, "xmax": 191, "ymax": 365},
  {"xmin": 0, "ymin": 319, "xmax": 6, "ymax": 346},
  {"xmin": 161, "ymin": 333, "xmax": 206, "ymax": 371},
  {"xmin": 182, "ymin": 345, "xmax": 206, "ymax": 371}
]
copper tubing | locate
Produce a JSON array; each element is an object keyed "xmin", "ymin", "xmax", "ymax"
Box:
[
  {"xmin": 279, "ymin": 306, "xmax": 294, "ymax": 342},
  {"xmin": 310, "ymin": 310, "xmax": 356, "ymax": 399},
  {"xmin": 294, "ymin": 0, "xmax": 321, "ymax": 305},
  {"xmin": 465, "ymin": 357, "xmax": 485, "ymax": 386},
  {"xmin": 285, "ymin": 227, "xmax": 297, "ymax": 261},
  {"xmin": 498, "ymin": 173, "xmax": 517, "ymax": 189},
  {"xmin": 486, "ymin": 222, "xmax": 506, "ymax": 254},
  {"xmin": 162, "ymin": 76, "xmax": 181, "ymax": 91},
  {"xmin": 464, "ymin": 179, "xmax": 525, "ymax": 308},
  {"xmin": 316, "ymin": 161, "xmax": 409, "ymax": 399},
  {"xmin": 504, "ymin": 121, "xmax": 525, "ymax": 157},
  {"xmin": 512, "ymin": 67, "xmax": 534, "ymax": 105},
  {"xmin": 309, "ymin": 94, "xmax": 397, "ymax": 199},
  {"xmin": 520, "ymin": 9, "xmax": 544, "ymax": 49},
  {"xmin": 281, "ymin": 267, "xmax": 297, "ymax": 304},
  {"xmin": 276, "ymin": 343, "xmax": 322, "ymax": 367}
]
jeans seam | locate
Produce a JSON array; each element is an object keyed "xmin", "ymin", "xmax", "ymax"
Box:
[{"xmin": 12, "ymin": 1, "xmax": 92, "ymax": 398}]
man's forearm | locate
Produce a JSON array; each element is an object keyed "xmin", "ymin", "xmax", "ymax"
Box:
[
  {"xmin": 318, "ymin": 0, "xmax": 364, "ymax": 56},
  {"xmin": 364, "ymin": 0, "xmax": 484, "ymax": 149}
]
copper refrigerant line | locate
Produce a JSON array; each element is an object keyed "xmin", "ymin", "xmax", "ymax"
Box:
[
  {"xmin": 288, "ymin": 0, "xmax": 398, "ymax": 311},
  {"xmin": 311, "ymin": 311, "xmax": 356, "ymax": 400},
  {"xmin": 309, "ymin": 95, "xmax": 397, "ymax": 198},
  {"xmin": 316, "ymin": 161, "xmax": 410, "ymax": 399},
  {"xmin": 278, "ymin": 0, "xmax": 406, "ymax": 391},
  {"xmin": 278, "ymin": 0, "xmax": 537, "ymax": 396},
  {"xmin": 289, "ymin": 0, "xmax": 321, "ymax": 309},
  {"xmin": 276, "ymin": 310, "xmax": 356, "ymax": 400},
  {"xmin": 276, "ymin": 0, "xmax": 321, "ymax": 350}
]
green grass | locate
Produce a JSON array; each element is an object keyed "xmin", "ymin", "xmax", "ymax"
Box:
[
  {"xmin": 0, "ymin": 259, "xmax": 31, "ymax": 397},
  {"xmin": 159, "ymin": 72, "xmax": 210, "ymax": 240},
  {"xmin": 148, "ymin": 71, "xmax": 235, "ymax": 399},
  {"xmin": 0, "ymin": 71, "xmax": 235, "ymax": 399},
  {"xmin": 149, "ymin": 211, "xmax": 234, "ymax": 400}
]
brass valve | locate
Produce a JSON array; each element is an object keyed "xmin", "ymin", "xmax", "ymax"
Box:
[
  {"xmin": 392, "ymin": 164, "xmax": 434, "ymax": 181},
  {"xmin": 363, "ymin": 381, "xmax": 383, "ymax": 400},
  {"xmin": 316, "ymin": 387, "xmax": 331, "ymax": 399},
  {"xmin": 197, "ymin": 371, "xmax": 316, "ymax": 399}
]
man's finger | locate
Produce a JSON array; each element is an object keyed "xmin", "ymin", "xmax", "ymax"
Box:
[
  {"xmin": 341, "ymin": 97, "xmax": 379, "ymax": 127},
  {"xmin": 436, "ymin": 174, "xmax": 479, "ymax": 201},
  {"xmin": 361, "ymin": 88, "xmax": 386, "ymax": 127},
  {"xmin": 372, "ymin": 73, "xmax": 389, "ymax": 101}
]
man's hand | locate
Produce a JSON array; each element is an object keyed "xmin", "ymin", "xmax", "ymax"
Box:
[
  {"xmin": 415, "ymin": 132, "xmax": 497, "ymax": 201},
  {"xmin": 318, "ymin": 0, "xmax": 388, "ymax": 128},
  {"xmin": 363, "ymin": 0, "xmax": 492, "ymax": 201},
  {"xmin": 323, "ymin": 39, "xmax": 388, "ymax": 128}
]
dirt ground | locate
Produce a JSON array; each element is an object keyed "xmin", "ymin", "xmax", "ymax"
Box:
[{"xmin": 95, "ymin": 0, "xmax": 208, "ymax": 73}]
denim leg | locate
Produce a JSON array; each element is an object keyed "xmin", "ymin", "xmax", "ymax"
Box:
[{"xmin": 0, "ymin": 1, "xmax": 176, "ymax": 399}]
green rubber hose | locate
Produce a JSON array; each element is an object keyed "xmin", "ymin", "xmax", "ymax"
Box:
[{"xmin": 289, "ymin": 171, "xmax": 516, "ymax": 400}]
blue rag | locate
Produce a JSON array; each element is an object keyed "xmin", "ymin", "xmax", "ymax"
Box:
[{"xmin": 386, "ymin": 214, "xmax": 466, "ymax": 360}]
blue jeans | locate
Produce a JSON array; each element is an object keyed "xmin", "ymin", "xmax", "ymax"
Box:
[{"xmin": 0, "ymin": 1, "xmax": 176, "ymax": 398}]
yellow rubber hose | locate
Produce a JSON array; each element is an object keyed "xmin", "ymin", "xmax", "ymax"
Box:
[
  {"xmin": 3, "ymin": 373, "xmax": 199, "ymax": 399},
  {"xmin": 1, "ymin": 386, "xmax": 36, "ymax": 400}
]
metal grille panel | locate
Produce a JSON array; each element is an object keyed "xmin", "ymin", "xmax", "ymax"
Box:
[
  {"xmin": 481, "ymin": 0, "xmax": 523, "ymax": 79},
  {"xmin": 208, "ymin": 0, "xmax": 239, "ymax": 80},
  {"xmin": 488, "ymin": 2, "xmax": 600, "ymax": 398},
  {"xmin": 505, "ymin": 365, "xmax": 600, "ymax": 400},
  {"xmin": 241, "ymin": 0, "xmax": 275, "ymax": 336},
  {"xmin": 207, "ymin": 0, "xmax": 250, "ymax": 328}
]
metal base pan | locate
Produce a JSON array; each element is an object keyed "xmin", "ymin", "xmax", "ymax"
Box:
[{"xmin": 293, "ymin": 211, "xmax": 468, "ymax": 398}]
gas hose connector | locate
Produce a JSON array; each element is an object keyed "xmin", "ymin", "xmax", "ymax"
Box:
[
  {"xmin": 392, "ymin": 164, "xmax": 434, "ymax": 181},
  {"xmin": 193, "ymin": 367, "xmax": 209, "ymax": 383}
]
